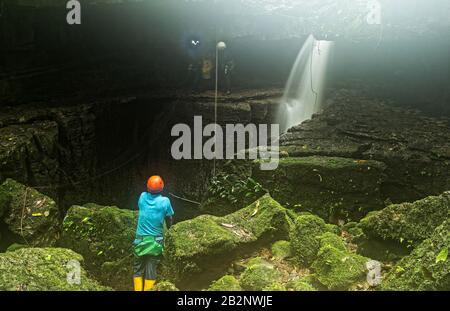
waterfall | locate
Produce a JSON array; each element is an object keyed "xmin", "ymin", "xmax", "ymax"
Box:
[{"xmin": 277, "ymin": 35, "xmax": 334, "ymax": 133}]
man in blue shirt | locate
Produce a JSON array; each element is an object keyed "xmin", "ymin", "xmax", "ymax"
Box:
[{"xmin": 133, "ymin": 175, "xmax": 174, "ymax": 291}]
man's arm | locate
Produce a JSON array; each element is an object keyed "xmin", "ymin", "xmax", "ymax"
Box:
[{"xmin": 165, "ymin": 216, "xmax": 173, "ymax": 229}]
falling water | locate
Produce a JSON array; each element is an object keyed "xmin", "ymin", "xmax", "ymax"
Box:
[{"xmin": 277, "ymin": 35, "xmax": 334, "ymax": 133}]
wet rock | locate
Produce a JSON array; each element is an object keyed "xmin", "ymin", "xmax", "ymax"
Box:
[
  {"xmin": 271, "ymin": 240, "xmax": 291, "ymax": 260},
  {"xmin": 0, "ymin": 247, "xmax": 110, "ymax": 291},
  {"xmin": 381, "ymin": 220, "xmax": 450, "ymax": 291},
  {"xmin": 208, "ymin": 275, "xmax": 242, "ymax": 291},
  {"xmin": 240, "ymin": 264, "xmax": 282, "ymax": 291},
  {"xmin": 0, "ymin": 179, "xmax": 60, "ymax": 246},
  {"xmin": 152, "ymin": 281, "xmax": 179, "ymax": 291},
  {"xmin": 161, "ymin": 194, "xmax": 292, "ymax": 289},
  {"xmin": 60, "ymin": 203, "xmax": 137, "ymax": 290},
  {"xmin": 253, "ymin": 156, "xmax": 387, "ymax": 221},
  {"xmin": 311, "ymin": 245, "xmax": 369, "ymax": 290}
]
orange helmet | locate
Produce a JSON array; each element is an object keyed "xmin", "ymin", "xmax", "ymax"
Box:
[{"xmin": 147, "ymin": 175, "xmax": 164, "ymax": 193}]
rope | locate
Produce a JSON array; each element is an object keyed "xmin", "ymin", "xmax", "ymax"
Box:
[{"xmin": 168, "ymin": 192, "xmax": 201, "ymax": 205}]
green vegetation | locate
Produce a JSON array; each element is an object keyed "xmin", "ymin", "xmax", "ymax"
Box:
[
  {"xmin": 162, "ymin": 194, "xmax": 292, "ymax": 289},
  {"xmin": 271, "ymin": 240, "xmax": 292, "ymax": 260},
  {"xmin": 381, "ymin": 220, "xmax": 450, "ymax": 291},
  {"xmin": 240, "ymin": 264, "xmax": 282, "ymax": 291},
  {"xmin": 359, "ymin": 191, "xmax": 450, "ymax": 247},
  {"xmin": 290, "ymin": 214, "xmax": 328, "ymax": 266},
  {"xmin": 0, "ymin": 179, "xmax": 60, "ymax": 246},
  {"xmin": 311, "ymin": 245, "xmax": 369, "ymax": 290},
  {"xmin": 0, "ymin": 248, "xmax": 109, "ymax": 291},
  {"xmin": 208, "ymin": 275, "xmax": 242, "ymax": 291},
  {"xmin": 60, "ymin": 203, "xmax": 137, "ymax": 290}
]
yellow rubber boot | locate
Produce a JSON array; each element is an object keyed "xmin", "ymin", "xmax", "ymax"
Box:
[
  {"xmin": 133, "ymin": 277, "xmax": 143, "ymax": 291},
  {"xmin": 144, "ymin": 279, "xmax": 156, "ymax": 291}
]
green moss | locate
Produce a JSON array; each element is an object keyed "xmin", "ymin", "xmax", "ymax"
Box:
[
  {"xmin": 245, "ymin": 257, "xmax": 271, "ymax": 267},
  {"xmin": 252, "ymin": 156, "xmax": 387, "ymax": 221},
  {"xmin": 162, "ymin": 194, "xmax": 291, "ymax": 289},
  {"xmin": 263, "ymin": 282, "xmax": 287, "ymax": 291},
  {"xmin": 325, "ymin": 223, "xmax": 341, "ymax": 235},
  {"xmin": 208, "ymin": 275, "xmax": 242, "ymax": 291},
  {"xmin": 311, "ymin": 245, "xmax": 369, "ymax": 290},
  {"xmin": 0, "ymin": 179, "xmax": 60, "ymax": 246},
  {"xmin": 290, "ymin": 214, "xmax": 328, "ymax": 266},
  {"xmin": 6, "ymin": 243, "xmax": 28, "ymax": 252},
  {"xmin": 318, "ymin": 232, "xmax": 347, "ymax": 252},
  {"xmin": 60, "ymin": 204, "xmax": 137, "ymax": 290},
  {"xmin": 359, "ymin": 191, "xmax": 450, "ymax": 246},
  {"xmin": 288, "ymin": 279, "xmax": 317, "ymax": 291},
  {"xmin": 152, "ymin": 281, "xmax": 179, "ymax": 291},
  {"xmin": 0, "ymin": 247, "xmax": 110, "ymax": 291},
  {"xmin": 381, "ymin": 220, "xmax": 450, "ymax": 291},
  {"xmin": 240, "ymin": 264, "xmax": 282, "ymax": 291},
  {"xmin": 271, "ymin": 240, "xmax": 291, "ymax": 259}
]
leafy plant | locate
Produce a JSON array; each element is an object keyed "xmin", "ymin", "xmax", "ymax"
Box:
[{"xmin": 208, "ymin": 173, "xmax": 266, "ymax": 205}]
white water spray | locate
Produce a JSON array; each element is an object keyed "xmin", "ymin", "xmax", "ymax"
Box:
[{"xmin": 277, "ymin": 35, "xmax": 334, "ymax": 133}]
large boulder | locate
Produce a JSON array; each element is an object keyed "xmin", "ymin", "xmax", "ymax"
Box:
[
  {"xmin": 381, "ymin": 220, "xmax": 450, "ymax": 291},
  {"xmin": 253, "ymin": 156, "xmax": 387, "ymax": 221},
  {"xmin": 0, "ymin": 179, "xmax": 59, "ymax": 247},
  {"xmin": 161, "ymin": 194, "xmax": 292, "ymax": 289},
  {"xmin": 359, "ymin": 191, "xmax": 450, "ymax": 247},
  {"xmin": 0, "ymin": 247, "xmax": 109, "ymax": 291},
  {"xmin": 60, "ymin": 203, "xmax": 137, "ymax": 290}
]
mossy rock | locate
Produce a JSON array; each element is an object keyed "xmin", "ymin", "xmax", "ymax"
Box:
[
  {"xmin": 290, "ymin": 214, "xmax": 328, "ymax": 266},
  {"xmin": 0, "ymin": 179, "xmax": 60, "ymax": 246},
  {"xmin": 240, "ymin": 264, "xmax": 282, "ymax": 291},
  {"xmin": 311, "ymin": 245, "xmax": 369, "ymax": 290},
  {"xmin": 252, "ymin": 156, "xmax": 387, "ymax": 221},
  {"xmin": 152, "ymin": 281, "xmax": 179, "ymax": 291},
  {"xmin": 0, "ymin": 247, "xmax": 110, "ymax": 291},
  {"xmin": 288, "ymin": 279, "xmax": 317, "ymax": 291},
  {"xmin": 245, "ymin": 257, "xmax": 272, "ymax": 267},
  {"xmin": 271, "ymin": 240, "xmax": 292, "ymax": 260},
  {"xmin": 162, "ymin": 194, "xmax": 291, "ymax": 289},
  {"xmin": 6, "ymin": 243, "xmax": 28, "ymax": 252},
  {"xmin": 318, "ymin": 232, "xmax": 347, "ymax": 252},
  {"xmin": 263, "ymin": 282, "xmax": 287, "ymax": 291},
  {"xmin": 359, "ymin": 191, "xmax": 450, "ymax": 247},
  {"xmin": 381, "ymin": 220, "xmax": 450, "ymax": 291},
  {"xmin": 60, "ymin": 203, "xmax": 137, "ymax": 290},
  {"xmin": 208, "ymin": 275, "xmax": 242, "ymax": 291}
]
